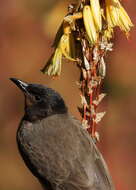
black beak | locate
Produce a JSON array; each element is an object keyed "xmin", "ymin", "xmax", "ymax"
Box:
[{"xmin": 10, "ymin": 78, "xmax": 28, "ymax": 93}]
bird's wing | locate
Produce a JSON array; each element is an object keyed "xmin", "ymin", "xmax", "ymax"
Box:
[
  {"xmin": 57, "ymin": 115, "xmax": 115, "ymax": 190},
  {"xmin": 78, "ymin": 127, "xmax": 115, "ymax": 190}
]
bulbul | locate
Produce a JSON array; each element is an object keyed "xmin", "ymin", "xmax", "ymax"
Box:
[{"xmin": 10, "ymin": 78, "xmax": 115, "ymax": 190}]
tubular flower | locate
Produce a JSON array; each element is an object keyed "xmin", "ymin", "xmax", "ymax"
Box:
[
  {"xmin": 105, "ymin": 0, "xmax": 120, "ymax": 27},
  {"xmin": 90, "ymin": 0, "xmax": 102, "ymax": 31},
  {"xmin": 118, "ymin": 5, "xmax": 134, "ymax": 34},
  {"xmin": 59, "ymin": 33, "xmax": 76, "ymax": 61},
  {"xmin": 83, "ymin": 5, "xmax": 98, "ymax": 44},
  {"xmin": 41, "ymin": 47, "xmax": 62, "ymax": 76},
  {"xmin": 104, "ymin": 27, "xmax": 114, "ymax": 40},
  {"xmin": 42, "ymin": 31, "xmax": 76, "ymax": 76},
  {"xmin": 42, "ymin": 0, "xmax": 133, "ymax": 76},
  {"xmin": 105, "ymin": 0, "xmax": 133, "ymax": 38}
]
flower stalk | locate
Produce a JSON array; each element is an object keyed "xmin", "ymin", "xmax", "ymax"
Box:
[{"xmin": 42, "ymin": 0, "xmax": 133, "ymax": 142}]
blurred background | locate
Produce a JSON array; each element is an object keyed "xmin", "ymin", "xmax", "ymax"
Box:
[{"xmin": 0, "ymin": 0, "xmax": 135, "ymax": 189}]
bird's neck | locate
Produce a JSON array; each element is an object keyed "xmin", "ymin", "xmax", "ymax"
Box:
[
  {"xmin": 24, "ymin": 105, "xmax": 68, "ymax": 122},
  {"xmin": 23, "ymin": 105, "xmax": 48, "ymax": 122}
]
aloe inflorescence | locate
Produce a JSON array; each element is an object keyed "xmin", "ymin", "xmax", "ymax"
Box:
[{"xmin": 42, "ymin": 0, "xmax": 133, "ymax": 141}]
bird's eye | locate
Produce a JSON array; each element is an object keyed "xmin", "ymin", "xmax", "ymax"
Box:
[{"xmin": 35, "ymin": 95, "xmax": 41, "ymax": 101}]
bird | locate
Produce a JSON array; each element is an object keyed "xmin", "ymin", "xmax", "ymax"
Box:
[{"xmin": 10, "ymin": 78, "xmax": 115, "ymax": 190}]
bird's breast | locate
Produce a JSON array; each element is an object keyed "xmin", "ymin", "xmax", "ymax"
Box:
[{"xmin": 17, "ymin": 119, "xmax": 72, "ymax": 182}]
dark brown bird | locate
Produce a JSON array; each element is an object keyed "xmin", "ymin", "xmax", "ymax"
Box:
[{"xmin": 10, "ymin": 78, "xmax": 115, "ymax": 190}]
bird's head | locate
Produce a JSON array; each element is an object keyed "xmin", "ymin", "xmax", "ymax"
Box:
[{"xmin": 10, "ymin": 78, "xmax": 67, "ymax": 121}]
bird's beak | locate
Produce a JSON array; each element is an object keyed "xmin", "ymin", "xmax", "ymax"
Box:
[{"xmin": 10, "ymin": 78, "xmax": 28, "ymax": 93}]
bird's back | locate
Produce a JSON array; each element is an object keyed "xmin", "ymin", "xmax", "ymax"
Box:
[{"xmin": 17, "ymin": 113, "xmax": 115, "ymax": 190}]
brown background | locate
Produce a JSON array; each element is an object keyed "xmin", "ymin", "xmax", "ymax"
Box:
[{"xmin": 0, "ymin": 0, "xmax": 136, "ymax": 189}]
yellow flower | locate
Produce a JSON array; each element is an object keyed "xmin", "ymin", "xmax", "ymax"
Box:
[
  {"xmin": 41, "ymin": 48, "xmax": 62, "ymax": 76},
  {"xmin": 83, "ymin": 5, "xmax": 98, "ymax": 44},
  {"xmin": 105, "ymin": 0, "xmax": 133, "ymax": 37},
  {"xmin": 42, "ymin": 32, "xmax": 76, "ymax": 76},
  {"xmin": 105, "ymin": 0, "xmax": 120, "ymax": 28},
  {"xmin": 59, "ymin": 33, "xmax": 76, "ymax": 61},
  {"xmin": 104, "ymin": 27, "xmax": 114, "ymax": 40},
  {"xmin": 118, "ymin": 5, "xmax": 134, "ymax": 34},
  {"xmin": 90, "ymin": 0, "xmax": 102, "ymax": 31}
]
